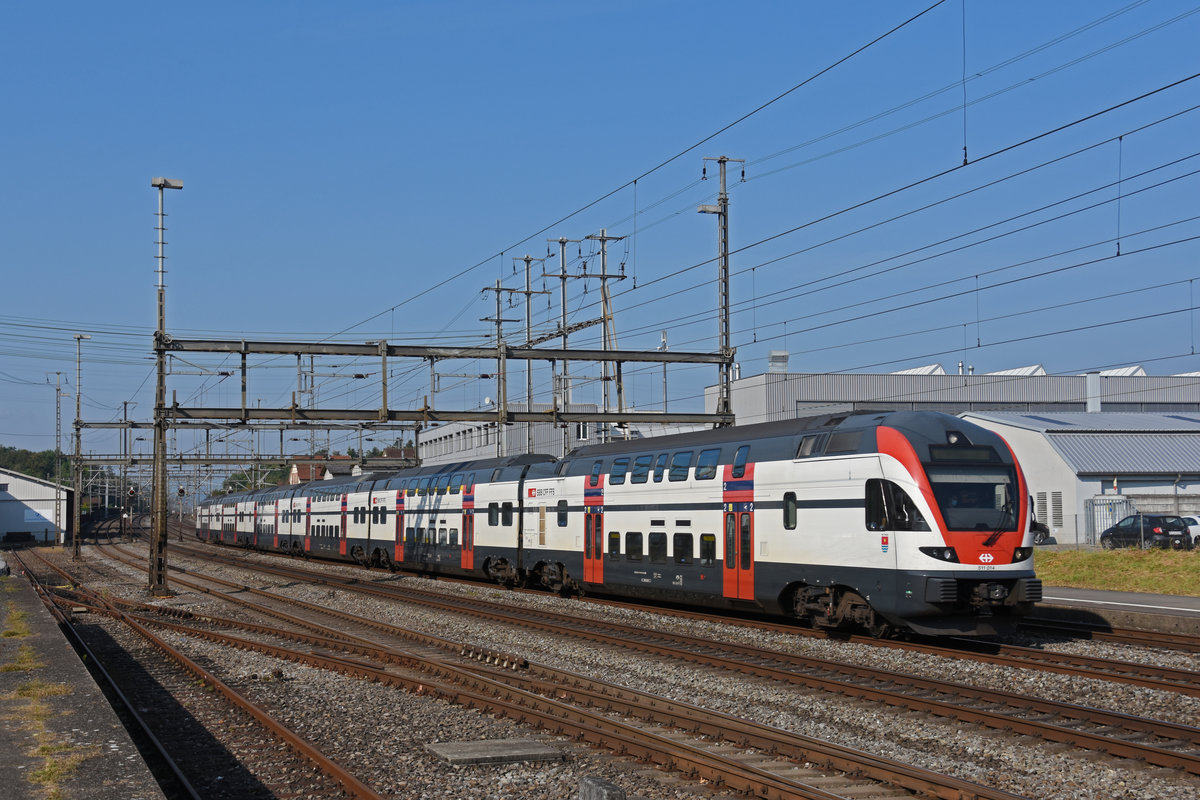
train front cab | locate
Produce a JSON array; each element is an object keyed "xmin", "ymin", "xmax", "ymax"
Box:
[{"xmin": 875, "ymin": 421, "xmax": 1042, "ymax": 635}]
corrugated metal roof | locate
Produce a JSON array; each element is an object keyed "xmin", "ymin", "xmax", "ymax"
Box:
[
  {"xmin": 891, "ymin": 364, "xmax": 946, "ymax": 375},
  {"xmin": 1048, "ymin": 433, "xmax": 1200, "ymax": 475},
  {"xmin": 984, "ymin": 364, "xmax": 1046, "ymax": 376},
  {"xmin": 963, "ymin": 411, "xmax": 1200, "ymax": 432},
  {"xmin": 1097, "ymin": 365, "xmax": 1147, "ymax": 376}
]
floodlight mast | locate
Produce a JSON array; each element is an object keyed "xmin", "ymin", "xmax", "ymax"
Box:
[{"xmin": 149, "ymin": 176, "xmax": 182, "ymax": 596}]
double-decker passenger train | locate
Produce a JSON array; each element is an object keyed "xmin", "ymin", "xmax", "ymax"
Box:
[{"xmin": 196, "ymin": 411, "xmax": 1042, "ymax": 636}]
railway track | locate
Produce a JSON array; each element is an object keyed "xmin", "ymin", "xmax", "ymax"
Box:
[
  {"xmin": 15, "ymin": 547, "xmax": 383, "ymax": 800},
  {"xmin": 86, "ymin": 540, "xmax": 1023, "ymax": 800},
  {"xmin": 110, "ymin": 539, "xmax": 1200, "ymax": 778},
  {"xmin": 1018, "ymin": 616, "xmax": 1200, "ymax": 653}
]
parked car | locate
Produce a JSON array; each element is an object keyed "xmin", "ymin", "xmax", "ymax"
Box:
[
  {"xmin": 1030, "ymin": 518, "xmax": 1050, "ymax": 545},
  {"xmin": 1098, "ymin": 515, "xmax": 1193, "ymax": 550},
  {"xmin": 1182, "ymin": 516, "xmax": 1200, "ymax": 547}
]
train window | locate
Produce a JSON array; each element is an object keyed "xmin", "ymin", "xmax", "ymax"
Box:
[
  {"xmin": 826, "ymin": 431, "xmax": 862, "ymax": 454},
  {"xmin": 436, "ymin": 475, "xmax": 452, "ymax": 495},
  {"xmin": 796, "ymin": 434, "xmax": 826, "ymax": 458},
  {"xmin": 418, "ymin": 477, "xmax": 432, "ymax": 496},
  {"xmin": 631, "ymin": 455, "xmax": 652, "ymax": 484},
  {"xmin": 725, "ymin": 515, "xmax": 736, "ymax": 569},
  {"xmin": 865, "ymin": 479, "xmax": 929, "ymax": 532},
  {"xmin": 625, "ymin": 532, "xmax": 643, "ymax": 560},
  {"xmin": 405, "ymin": 480, "xmax": 416, "ymax": 497},
  {"xmin": 438, "ymin": 528, "xmax": 448, "ymax": 545},
  {"xmin": 501, "ymin": 502, "xmax": 514, "ymax": 527},
  {"xmin": 732, "ymin": 445, "xmax": 750, "ymax": 478},
  {"xmin": 589, "ymin": 461, "xmax": 603, "ymax": 487},
  {"xmin": 673, "ymin": 533, "xmax": 693, "ymax": 564},
  {"xmin": 405, "ymin": 527, "xmax": 415, "ymax": 543},
  {"xmin": 465, "ymin": 472, "xmax": 475, "ymax": 492},
  {"xmin": 449, "ymin": 473, "xmax": 463, "ymax": 494},
  {"xmin": 648, "ymin": 532, "xmax": 667, "ymax": 563},
  {"xmin": 491, "ymin": 468, "xmax": 503, "ymax": 482},
  {"xmin": 557, "ymin": 500, "xmax": 568, "ymax": 527},
  {"xmin": 488, "ymin": 503, "xmax": 500, "ymax": 526},
  {"xmin": 650, "ymin": 453, "xmax": 667, "ymax": 482},
  {"xmin": 783, "ymin": 492, "xmax": 797, "ymax": 530},
  {"xmin": 450, "ymin": 528, "xmax": 459, "ymax": 547},
  {"xmin": 610, "ymin": 457, "xmax": 629, "ymax": 485},
  {"xmin": 651, "ymin": 518, "xmax": 665, "ymax": 527},
  {"xmin": 608, "ymin": 531, "xmax": 621, "ymax": 558},
  {"xmin": 695, "ymin": 449, "xmax": 721, "ymax": 480},
  {"xmin": 740, "ymin": 513, "xmax": 752, "ymax": 569},
  {"xmin": 669, "ymin": 451, "xmax": 693, "ymax": 482}
]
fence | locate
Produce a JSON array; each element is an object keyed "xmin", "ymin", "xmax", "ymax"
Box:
[{"xmin": 1083, "ymin": 496, "xmax": 1137, "ymax": 545}]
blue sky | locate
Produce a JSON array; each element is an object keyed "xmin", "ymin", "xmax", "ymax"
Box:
[{"xmin": 2, "ymin": 1, "xmax": 1198, "ymax": 461}]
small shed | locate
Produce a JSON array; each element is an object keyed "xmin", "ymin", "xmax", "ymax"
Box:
[{"xmin": 0, "ymin": 467, "xmax": 72, "ymax": 545}]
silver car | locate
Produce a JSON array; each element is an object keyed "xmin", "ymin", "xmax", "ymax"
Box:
[{"xmin": 1182, "ymin": 516, "xmax": 1200, "ymax": 547}]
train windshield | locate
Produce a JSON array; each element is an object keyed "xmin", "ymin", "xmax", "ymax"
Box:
[{"xmin": 926, "ymin": 465, "xmax": 1017, "ymax": 531}]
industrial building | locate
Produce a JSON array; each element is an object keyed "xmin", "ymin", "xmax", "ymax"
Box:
[{"xmin": 0, "ymin": 466, "xmax": 71, "ymax": 545}]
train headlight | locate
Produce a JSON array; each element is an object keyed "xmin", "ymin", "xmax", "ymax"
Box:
[
  {"xmin": 1012, "ymin": 547, "xmax": 1033, "ymax": 562},
  {"xmin": 919, "ymin": 546, "xmax": 959, "ymax": 563}
]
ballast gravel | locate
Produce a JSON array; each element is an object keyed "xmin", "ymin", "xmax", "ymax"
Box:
[{"xmin": 58, "ymin": 546, "xmax": 1200, "ymax": 800}]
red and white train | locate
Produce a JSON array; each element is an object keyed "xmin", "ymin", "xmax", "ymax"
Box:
[{"xmin": 196, "ymin": 411, "xmax": 1042, "ymax": 636}]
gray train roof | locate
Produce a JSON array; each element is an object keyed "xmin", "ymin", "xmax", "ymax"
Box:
[
  {"xmin": 963, "ymin": 412, "xmax": 1200, "ymax": 476},
  {"xmin": 563, "ymin": 410, "xmax": 1007, "ymax": 472}
]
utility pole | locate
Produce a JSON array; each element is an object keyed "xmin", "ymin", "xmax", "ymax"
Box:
[
  {"xmin": 72, "ymin": 333, "xmax": 90, "ymax": 560},
  {"xmin": 149, "ymin": 176, "xmax": 182, "ymax": 596},
  {"xmin": 584, "ymin": 230, "xmax": 626, "ymax": 443},
  {"xmin": 659, "ymin": 330, "xmax": 669, "ymax": 412},
  {"xmin": 513, "ymin": 255, "xmax": 550, "ymax": 454},
  {"xmin": 698, "ymin": 156, "xmax": 743, "ymax": 423},
  {"xmin": 120, "ymin": 401, "xmax": 134, "ymax": 541},
  {"xmin": 546, "ymin": 237, "xmax": 582, "ymax": 456},
  {"xmin": 481, "ymin": 281, "xmax": 521, "ymax": 457},
  {"xmin": 53, "ymin": 373, "xmax": 63, "ymax": 545}
]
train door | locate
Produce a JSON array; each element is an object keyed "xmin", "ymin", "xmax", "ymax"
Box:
[
  {"xmin": 339, "ymin": 493, "xmax": 349, "ymax": 556},
  {"xmin": 722, "ymin": 508, "xmax": 755, "ymax": 601},
  {"xmin": 273, "ymin": 500, "xmax": 279, "ymax": 550},
  {"xmin": 460, "ymin": 511, "xmax": 474, "ymax": 569},
  {"xmin": 583, "ymin": 508, "xmax": 604, "ymax": 584},
  {"xmin": 394, "ymin": 489, "xmax": 405, "ymax": 564},
  {"xmin": 304, "ymin": 497, "xmax": 312, "ymax": 552}
]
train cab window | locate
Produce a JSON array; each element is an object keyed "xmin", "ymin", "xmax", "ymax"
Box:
[
  {"xmin": 648, "ymin": 532, "xmax": 667, "ymax": 563},
  {"xmin": 732, "ymin": 445, "xmax": 750, "ymax": 478},
  {"xmin": 589, "ymin": 461, "xmax": 603, "ymax": 487},
  {"xmin": 610, "ymin": 457, "xmax": 629, "ymax": 485},
  {"xmin": 783, "ymin": 492, "xmax": 798, "ymax": 530},
  {"xmin": 669, "ymin": 451, "xmax": 693, "ymax": 482},
  {"xmin": 501, "ymin": 502, "xmax": 514, "ymax": 527},
  {"xmin": 673, "ymin": 533, "xmax": 693, "ymax": 564},
  {"xmin": 436, "ymin": 475, "xmax": 452, "ymax": 495},
  {"xmin": 449, "ymin": 473, "xmax": 463, "ymax": 494},
  {"xmin": 631, "ymin": 455, "xmax": 652, "ymax": 484},
  {"xmin": 608, "ymin": 531, "xmax": 621, "ymax": 558},
  {"xmin": 797, "ymin": 433, "xmax": 827, "ymax": 458},
  {"xmin": 653, "ymin": 453, "xmax": 668, "ymax": 482},
  {"xmin": 488, "ymin": 503, "xmax": 500, "ymax": 526},
  {"xmin": 695, "ymin": 449, "xmax": 721, "ymax": 480},
  {"xmin": 556, "ymin": 500, "xmax": 568, "ymax": 527},
  {"xmin": 865, "ymin": 478, "xmax": 929, "ymax": 532},
  {"xmin": 625, "ymin": 532, "xmax": 643, "ymax": 561}
]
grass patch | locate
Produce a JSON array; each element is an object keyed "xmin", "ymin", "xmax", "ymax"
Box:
[
  {"xmin": 29, "ymin": 747, "xmax": 99, "ymax": 787},
  {"xmin": 1034, "ymin": 549, "xmax": 1200, "ymax": 596},
  {"xmin": 16, "ymin": 680, "xmax": 71, "ymax": 700},
  {"xmin": 1, "ymin": 644, "xmax": 45, "ymax": 672},
  {"xmin": 3, "ymin": 603, "xmax": 31, "ymax": 637}
]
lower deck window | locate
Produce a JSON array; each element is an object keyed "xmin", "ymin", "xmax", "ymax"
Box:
[
  {"xmin": 673, "ymin": 533, "xmax": 693, "ymax": 564},
  {"xmin": 648, "ymin": 532, "xmax": 667, "ymax": 563},
  {"xmin": 625, "ymin": 532, "xmax": 643, "ymax": 560},
  {"xmin": 608, "ymin": 531, "xmax": 620, "ymax": 558}
]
